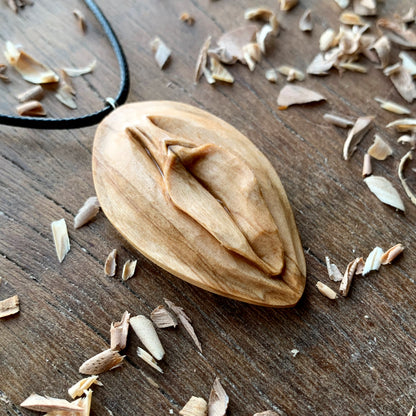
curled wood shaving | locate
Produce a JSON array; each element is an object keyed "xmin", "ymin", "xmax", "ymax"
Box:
[
  {"xmin": 165, "ymin": 298, "xmax": 202, "ymax": 352},
  {"xmin": 121, "ymin": 259, "xmax": 137, "ymax": 281},
  {"xmin": 63, "ymin": 60, "xmax": 96, "ymax": 77},
  {"xmin": 55, "ymin": 69, "xmax": 77, "ymax": 110},
  {"xmin": 323, "ymin": 113, "xmax": 354, "ymax": 128},
  {"xmin": 16, "ymin": 100, "xmax": 46, "ymax": 117},
  {"xmin": 137, "ymin": 347, "xmax": 163, "ymax": 373},
  {"xmin": 340, "ymin": 11, "xmax": 365, "ymax": 26},
  {"xmin": 20, "ymin": 394, "xmax": 83, "ymax": 413},
  {"xmin": 203, "ymin": 67, "xmax": 216, "ymax": 85},
  {"xmin": 386, "ymin": 64, "xmax": 416, "ymax": 103},
  {"xmin": 4, "ymin": 41, "xmax": 59, "ymax": 84},
  {"xmin": 150, "ymin": 37, "xmax": 171, "ymax": 69},
  {"xmin": 104, "ymin": 249, "xmax": 117, "ymax": 277},
  {"xmin": 339, "ymin": 257, "xmax": 363, "ymax": 296},
  {"xmin": 265, "ymin": 68, "xmax": 278, "ymax": 83},
  {"xmin": 377, "ymin": 18, "xmax": 416, "ymax": 49},
  {"xmin": 210, "ymin": 56, "xmax": 234, "ymax": 83},
  {"xmin": 279, "ymin": 0, "xmax": 298, "ymax": 12},
  {"xmin": 316, "ymin": 281, "xmax": 338, "ymax": 300},
  {"xmin": 194, "ymin": 37, "xmax": 211, "ymax": 83},
  {"xmin": 130, "ymin": 315, "xmax": 165, "ymax": 360},
  {"xmin": 320, "ymin": 29, "xmax": 337, "ymax": 52},
  {"xmin": 398, "ymin": 150, "xmax": 416, "ymax": 206},
  {"xmin": 256, "ymin": 24, "xmax": 274, "ymax": 54},
  {"xmin": 110, "ymin": 311, "xmax": 130, "ymax": 351},
  {"xmin": 208, "ymin": 377, "xmax": 229, "ymax": 416},
  {"xmin": 307, "ymin": 53, "xmax": 337, "ymax": 75},
  {"xmin": 150, "ymin": 305, "xmax": 178, "ymax": 328},
  {"xmin": 368, "ymin": 134, "xmax": 393, "ymax": 160},
  {"xmin": 73, "ymin": 9, "xmax": 87, "ymax": 33},
  {"xmin": 299, "ymin": 9, "xmax": 313, "ymax": 32},
  {"xmin": 17, "ymin": 85, "xmax": 44, "ymax": 103},
  {"xmin": 364, "ymin": 175, "xmax": 405, "ymax": 211},
  {"xmin": 244, "ymin": 7, "xmax": 274, "ymax": 23},
  {"xmin": 374, "ymin": 97, "xmax": 410, "ymax": 115},
  {"xmin": 387, "ymin": 118, "xmax": 416, "ymax": 132},
  {"xmin": 277, "ymin": 65, "xmax": 305, "ymax": 82},
  {"xmin": 0, "ymin": 295, "xmax": 19, "ymax": 318},
  {"xmin": 51, "ymin": 218, "xmax": 70, "ymax": 263},
  {"xmin": 362, "ymin": 246, "xmax": 383, "ymax": 275},
  {"xmin": 353, "ymin": 0, "xmax": 376, "ymax": 16},
  {"xmin": 79, "ymin": 348, "xmax": 124, "ymax": 375},
  {"xmin": 362, "ymin": 153, "xmax": 372, "ymax": 177},
  {"xmin": 343, "ymin": 116, "xmax": 374, "ymax": 160},
  {"xmin": 179, "ymin": 396, "xmax": 208, "ymax": 416},
  {"xmin": 242, "ymin": 43, "xmax": 261, "ymax": 71},
  {"xmin": 277, "ymin": 85, "xmax": 326, "ymax": 109},
  {"xmin": 398, "ymin": 134, "xmax": 416, "ymax": 148},
  {"xmin": 371, "ymin": 36, "xmax": 390, "ymax": 68},
  {"xmin": 380, "ymin": 243, "xmax": 405, "ymax": 265},
  {"xmin": 399, "ymin": 52, "xmax": 416, "ymax": 76},
  {"xmin": 180, "ymin": 12, "xmax": 195, "ymax": 25},
  {"xmin": 68, "ymin": 376, "xmax": 101, "ymax": 399},
  {"xmin": 325, "ymin": 256, "xmax": 343, "ymax": 282},
  {"xmin": 74, "ymin": 196, "xmax": 100, "ymax": 229}
]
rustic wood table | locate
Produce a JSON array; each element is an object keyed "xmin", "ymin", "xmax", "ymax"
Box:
[{"xmin": 1, "ymin": 0, "xmax": 415, "ymax": 415}]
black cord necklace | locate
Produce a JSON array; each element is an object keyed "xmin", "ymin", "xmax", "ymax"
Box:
[{"xmin": 0, "ymin": 0, "xmax": 130, "ymax": 129}]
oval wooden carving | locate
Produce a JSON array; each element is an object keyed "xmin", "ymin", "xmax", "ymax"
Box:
[{"xmin": 92, "ymin": 101, "xmax": 306, "ymax": 307}]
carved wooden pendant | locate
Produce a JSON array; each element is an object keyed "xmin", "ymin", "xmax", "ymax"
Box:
[{"xmin": 92, "ymin": 101, "xmax": 306, "ymax": 307}]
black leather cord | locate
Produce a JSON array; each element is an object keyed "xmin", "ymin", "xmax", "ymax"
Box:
[{"xmin": 0, "ymin": 0, "xmax": 130, "ymax": 129}]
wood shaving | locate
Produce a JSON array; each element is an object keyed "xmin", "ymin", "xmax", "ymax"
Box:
[
  {"xmin": 399, "ymin": 51, "xmax": 416, "ymax": 76},
  {"xmin": 277, "ymin": 65, "xmax": 305, "ymax": 82},
  {"xmin": 16, "ymin": 100, "xmax": 46, "ymax": 117},
  {"xmin": 7, "ymin": 0, "xmax": 32, "ymax": 13},
  {"xmin": 399, "ymin": 8, "xmax": 416, "ymax": 24},
  {"xmin": 343, "ymin": 116, "xmax": 374, "ymax": 160},
  {"xmin": 398, "ymin": 150, "xmax": 416, "ymax": 206},
  {"xmin": 194, "ymin": 37, "xmax": 211, "ymax": 83},
  {"xmin": 203, "ymin": 67, "xmax": 216, "ymax": 85},
  {"xmin": 307, "ymin": 53, "xmax": 337, "ymax": 75},
  {"xmin": 265, "ymin": 68, "xmax": 278, "ymax": 83},
  {"xmin": 165, "ymin": 298, "xmax": 202, "ymax": 352},
  {"xmin": 325, "ymin": 256, "xmax": 343, "ymax": 282},
  {"xmin": 353, "ymin": 0, "xmax": 376, "ymax": 16},
  {"xmin": 63, "ymin": 60, "xmax": 96, "ymax": 77},
  {"xmin": 333, "ymin": 0, "xmax": 350, "ymax": 8},
  {"xmin": 208, "ymin": 377, "xmax": 229, "ymax": 416},
  {"xmin": 380, "ymin": 243, "xmax": 404, "ymax": 265},
  {"xmin": 104, "ymin": 249, "xmax": 117, "ymax": 277},
  {"xmin": 256, "ymin": 24, "xmax": 274, "ymax": 54},
  {"xmin": 79, "ymin": 348, "xmax": 124, "ymax": 375},
  {"xmin": 299, "ymin": 9, "xmax": 313, "ymax": 32},
  {"xmin": 244, "ymin": 7, "xmax": 274, "ymax": 23},
  {"xmin": 74, "ymin": 196, "xmax": 100, "ymax": 229},
  {"xmin": 362, "ymin": 246, "xmax": 383, "ymax": 275},
  {"xmin": 110, "ymin": 311, "xmax": 130, "ymax": 351},
  {"xmin": 279, "ymin": 0, "xmax": 298, "ymax": 12},
  {"xmin": 377, "ymin": 18, "xmax": 416, "ymax": 49},
  {"xmin": 387, "ymin": 118, "xmax": 416, "ymax": 132},
  {"xmin": 368, "ymin": 134, "xmax": 393, "ymax": 160},
  {"xmin": 121, "ymin": 259, "xmax": 137, "ymax": 281},
  {"xmin": 364, "ymin": 175, "xmax": 405, "ymax": 211},
  {"xmin": 319, "ymin": 29, "xmax": 337, "ymax": 52},
  {"xmin": 179, "ymin": 396, "xmax": 208, "ymax": 416},
  {"xmin": 150, "ymin": 37, "xmax": 171, "ymax": 69},
  {"xmin": 150, "ymin": 305, "xmax": 178, "ymax": 328},
  {"xmin": 73, "ymin": 9, "xmax": 87, "ymax": 33},
  {"xmin": 17, "ymin": 85, "xmax": 44, "ymax": 103},
  {"xmin": 242, "ymin": 43, "xmax": 261, "ymax": 71},
  {"xmin": 51, "ymin": 218, "xmax": 70, "ymax": 263},
  {"xmin": 180, "ymin": 12, "xmax": 195, "ymax": 25},
  {"xmin": 323, "ymin": 113, "xmax": 354, "ymax": 128},
  {"xmin": 4, "ymin": 41, "xmax": 59, "ymax": 84},
  {"xmin": 137, "ymin": 347, "xmax": 163, "ymax": 373},
  {"xmin": 68, "ymin": 376, "xmax": 101, "ymax": 399},
  {"xmin": 0, "ymin": 295, "xmax": 20, "ymax": 318},
  {"xmin": 407, "ymin": 406, "xmax": 414, "ymax": 416},
  {"xmin": 340, "ymin": 11, "xmax": 365, "ymax": 26},
  {"xmin": 374, "ymin": 97, "xmax": 410, "ymax": 115},
  {"xmin": 362, "ymin": 153, "xmax": 372, "ymax": 177},
  {"xmin": 316, "ymin": 281, "xmax": 338, "ymax": 299},
  {"xmin": 398, "ymin": 134, "xmax": 416, "ymax": 148},
  {"xmin": 370, "ymin": 36, "xmax": 390, "ymax": 68},
  {"xmin": 55, "ymin": 69, "xmax": 77, "ymax": 109},
  {"xmin": 20, "ymin": 394, "xmax": 83, "ymax": 413},
  {"xmin": 210, "ymin": 56, "xmax": 234, "ymax": 83},
  {"xmin": 130, "ymin": 315, "xmax": 165, "ymax": 360},
  {"xmin": 339, "ymin": 257, "xmax": 363, "ymax": 296},
  {"xmin": 277, "ymin": 85, "xmax": 326, "ymax": 109},
  {"xmin": 386, "ymin": 64, "xmax": 416, "ymax": 103},
  {"xmin": 338, "ymin": 61, "xmax": 367, "ymax": 73}
]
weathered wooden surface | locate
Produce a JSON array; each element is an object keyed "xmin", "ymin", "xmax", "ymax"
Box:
[{"xmin": 0, "ymin": 1, "xmax": 415, "ymax": 415}]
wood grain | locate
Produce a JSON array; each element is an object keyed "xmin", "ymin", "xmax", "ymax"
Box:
[{"xmin": 0, "ymin": 0, "xmax": 415, "ymax": 415}]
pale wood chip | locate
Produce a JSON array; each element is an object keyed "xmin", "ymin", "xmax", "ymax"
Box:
[
  {"xmin": 110, "ymin": 311, "xmax": 130, "ymax": 351},
  {"xmin": 364, "ymin": 176, "xmax": 405, "ymax": 211},
  {"xmin": 398, "ymin": 150, "xmax": 416, "ymax": 206},
  {"xmin": 150, "ymin": 305, "xmax": 178, "ymax": 328},
  {"xmin": 73, "ymin": 9, "xmax": 87, "ymax": 33},
  {"xmin": 180, "ymin": 12, "xmax": 195, "ymax": 25},
  {"xmin": 316, "ymin": 281, "xmax": 338, "ymax": 299},
  {"xmin": 242, "ymin": 42, "xmax": 261, "ymax": 71},
  {"xmin": 398, "ymin": 134, "xmax": 416, "ymax": 148},
  {"xmin": 208, "ymin": 377, "xmax": 229, "ymax": 416},
  {"xmin": 7, "ymin": 0, "xmax": 17, "ymax": 13},
  {"xmin": 16, "ymin": 85, "xmax": 44, "ymax": 103},
  {"xmin": 386, "ymin": 64, "xmax": 416, "ymax": 103},
  {"xmin": 325, "ymin": 256, "xmax": 343, "ymax": 282},
  {"xmin": 319, "ymin": 29, "xmax": 337, "ymax": 52},
  {"xmin": 277, "ymin": 65, "xmax": 305, "ymax": 82},
  {"xmin": 377, "ymin": 18, "xmax": 416, "ymax": 49},
  {"xmin": 203, "ymin": 67, "xmax": 216, "ymax": 85},
  {"xmin": 387, "ymin": 118, "xmax": 416, "ymax": 132},
  {"xmin": 194, "ymin": 36, "xmax": 211, "ymax": 83},
  {"xmin": 299, "ymin": 9, "xmax": 313, "ymax": 32},
  {"xmin": 353, "ymin": 0, "xmax": 376, "ymax": 16},
  {"xmin": 374, "ymin": 97, "xmax": 410, "ymax": 115},
  {"xmin": 407, "ymin": 406, "xmax": 414, "ymax": 416},
  {"xmin": 210, "ymin": 56, "xmax": 234, "ymax": 83},
  {"xmin": 367, "ymin": 134, "xmax": 393, "ymax": 160},
  {"xmin": 79, "ymin": 348, "xmax": 124, "ymax": 375},
  {"xmin": 51, "ymin": 218, "xmax": 70, "ymax": 263},
  {"xmin": 307, "ymin": 52, "xmax": 338, "ymax": 75},
  {"xmin": 63, "ymin": 60, "xmax": 96, "ymax": 77},
  {"xmin": 165, "ymin": 298, "xmax": 202, "ymax": 352},
  {"xmin": 121, "ymin": 259, "xmax": 137, "ymax": 281},
  {"xmin": 130, "ymin": 315, "xmax": 165, "ymax": 360},
  {"xmin": 74, "ymin": 196, "xmax": 100, "ymax": 229},
  {"xmin": 323, "ymin": 113, "xmax": 354, "ymax": 128},
  {"xmin": 16, "ymin": 100, "xmax": 46, "ymax": 117},
  {"xmin": 339, "ymin": 257, "xmax": 363, "ymax": 296},
  {"xmin": 104, "ymin": 249, "xmax": 117, "ymax": 277},
  {"xmin": 0, "ymin": 295, "xmax": 19, "ymax": 318},
  {"xmin": 137, "ymin": 347, "xmax": 163, "ymax": 373},
  {"xmin": 256, "ymin": 24, "xmax": 274, "ymax": 54},
  {"xmin": 277, "ymin": 85, "xmax": 326, "ymax": 109},
  {"xmin": 339, "ymin": 61, "xmax": 367, "ymax": 73},
  {"xmin": 380, "ymin": 243, "xmax": 404, "ymax": 265},
  {"xmin": 399, "ymin": 8, "xmax": 416, "ymax": 24},
  {"xmin": 279, "ymin": 0, "xmax": 298, "ymax": 11},
  {"xmin": 399, "ymin": 52, "xmax": 416, "ymax": 76},
  {"xmin": 265, "ymin": 68, "xmax": 278, "ymax": 83},
  {"xmin": 370, "ymin": 36, "xmax": 390, "ymax": 68},
  {"xmin": 362, "ymin": 153, "xmax": 372, "ymax": 177},
  {"xmin": 180, "ymin": 397, "xmax": 208, "ymax": 416},
  {"xmin": 362, "ymin": 246, "xmax": 383, "ymax": 276},
  {"xmin": 55, "ymin": 69, "xmax": 77, "ymax": 110},
  {"xmin": 343, "ymin": 116, "xmax": 374, "ymax": 160},
  {"xmin": 68, "ymin": 376, "xmax": 101, "ymax": 399},
  {"xmin": 340, "ymin": 11, "xmax": 366, "ymax": 25},
  {"xmin": 20, "ymin": 394, "xmax": 83, "ymax": 413},
  {"xmin": 244, "ymin": 7, "xmax": 274, "ymax": 22},
  {"xmin": 150, "ymin": 37, "xmax": 171, "ymax": 69}
]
